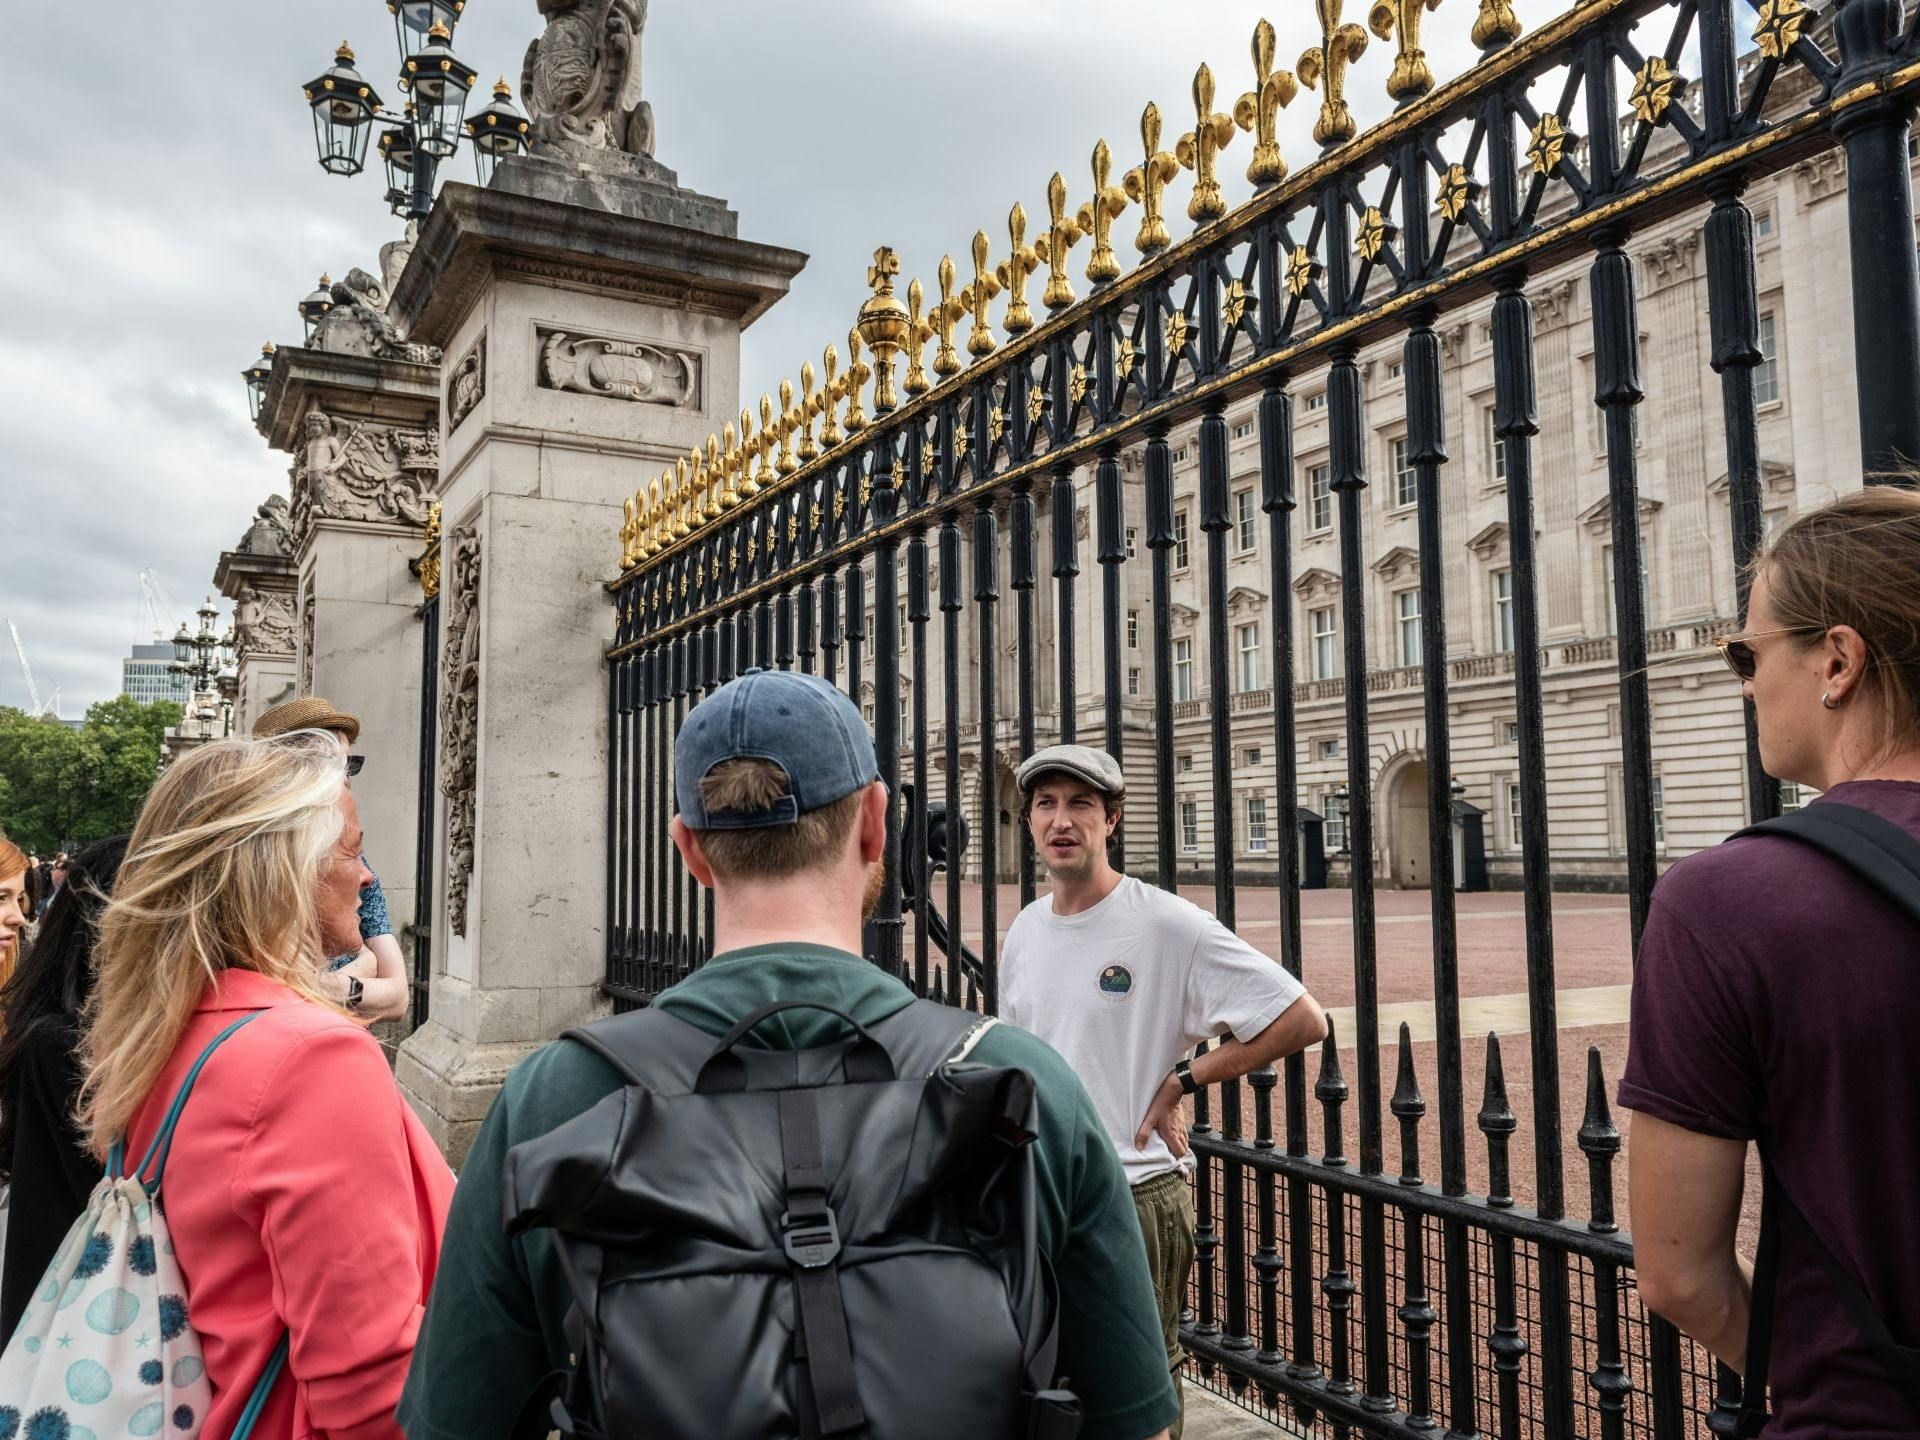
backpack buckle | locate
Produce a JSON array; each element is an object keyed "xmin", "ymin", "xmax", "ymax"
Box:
[{"xmin": 781, "ymin": 1205, "xmax": 842, "ymax": 1269}]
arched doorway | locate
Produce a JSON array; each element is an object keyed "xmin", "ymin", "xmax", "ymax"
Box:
[
  {"xmin": 996, "ymin": 767, "xmax": 1025, "ymax": 885},
  {"xmin": 1391, "ymin": 757, "xmax": 1430, "ymax": 890}
]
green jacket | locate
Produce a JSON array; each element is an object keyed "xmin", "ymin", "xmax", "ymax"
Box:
[{"xmin": 398, "ymin": 944, "xmax": 1180, "ymax": 1440}]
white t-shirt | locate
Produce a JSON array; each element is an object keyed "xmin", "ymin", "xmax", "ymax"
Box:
[{"xmin": 1000, "ymin": 875, "xmax": 1307, "ymax": 1185}]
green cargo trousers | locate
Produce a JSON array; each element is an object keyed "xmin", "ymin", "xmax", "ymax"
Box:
[{"xmin": 1131, "ymin": 1168, "xmax": 1196, "ymax": 1440}]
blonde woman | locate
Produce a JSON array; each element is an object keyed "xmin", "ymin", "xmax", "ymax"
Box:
[{"xmin": 79, "ymin": 734, "xmax": 453, "ymax": 1439}]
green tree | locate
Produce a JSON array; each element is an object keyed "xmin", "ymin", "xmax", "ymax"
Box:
[{"xmin": 0, "ymin": 698, "xmax": 182, "ymax": 854}]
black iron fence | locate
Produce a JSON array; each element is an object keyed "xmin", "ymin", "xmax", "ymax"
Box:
[{"xmin": 603, "ymin": 1, "xmax": 1920, "ymax": 1432}]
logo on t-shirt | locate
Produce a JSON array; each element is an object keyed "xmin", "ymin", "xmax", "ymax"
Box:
[{"xmin": 1097, "ymin": 964, "xmax": 1134, "ymax": 1001}]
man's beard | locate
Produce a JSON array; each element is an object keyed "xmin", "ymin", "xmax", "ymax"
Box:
[
  {"xmin": 1037, "ymin": 838, "xmax": 1098, "ymax": 883},
  {"xmin": 861, "ymin": 860, "xmax": 885, "ymax": 921}
]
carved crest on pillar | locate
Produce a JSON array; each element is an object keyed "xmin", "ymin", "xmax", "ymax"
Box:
[
  {"xmin": 308, "ymin": 268, "xmax": 441, "ymax": 364},
  {"xmin": 449, "ymin": 333, "xmax": 487, "ymax": 433},
  {"xmin": 538, "ymin": 328, "xmax": 700, "ymax": 407},
  {"xmin": 290, "ymin": 406, "xmax": 441, "ymax": 544},
  {"xmin": 233, "ymin": 586, "xmax": 296, "ymax": 662},
  {"xmin": 439, "ymin": 524, "xmax": 482, "ymax": 939},
  {"xmin": 522, "ymin": 0, "xmax": 654, "ymax": 157}
]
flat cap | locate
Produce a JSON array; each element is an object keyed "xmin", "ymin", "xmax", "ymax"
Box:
[
  {"xmin": 1016, "ymin": 744, "xmax": 1125, "ymax": 800},
  {"xmin": 253, "ymin": 696, "xmax": 361, "ymax": 744}
]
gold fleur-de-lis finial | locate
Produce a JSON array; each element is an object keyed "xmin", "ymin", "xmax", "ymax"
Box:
[
  {"xmin": 844, "ymin": 328, "xmax": 870, "ymax": 431},
  {"xmin": 685, "ymin": 449, "xmax": 706, "ymax": 530},
  {"xmin": 818, "ymin": 345, "xmax": 844, "ymax": 446},
  {"xmin": 961, "ymin": 230, "xmax": 1003, "ymax": 358},
  {"xmin": 1298, "ymin": 0, "xmax": 1371, "ymax": 149},
  {"xmin": 705, "ymin": 435, "xmax": 724, "ymax": 517},
  {"xmin": 720, "ymin": 421, "xmax": 740, "ymax": 506},
  {"xmin": 751, "ymin": 395, "xmax": 777, "ymax": 487},
  {"xmin": 932, "ymin": 256, "xmax": 963, "ymax": 377},
  {"xmin": 1175, "ymin": 65, "xmax": 1237, "ymax": 223},
  {"xmin": 1077, "ymin": 140, "xmax": 1129, "ymax": 284},
  {"xmin": 904, "ymin": 279, "xmax": 932, "ymax": 396},
  {"xmin": 736, "ymin": 407, "xmax": 762, "ymax": 497},
  {"xmin": 994, "ymin": 203, "xmax": 1040, "ymax": 337},
  {"xmin": 673, "ymin": 458, "xmax": 693, "ymax": 535},
  {"xmin": 1369, "ymin": 0, "xmax": 1446, "ymax": 104},
  {"xmin": 1235, "ymin": 19, "xmax": 1300, "ymax": 187},
  {"xmin": 1038, "ymin": 172, "xmax": 1082, "ymax": 312},
  {"xmin": 1471, "ymin": 0, "xmax": 1523, "ymax": 51},
  {"xmin": 797, "ymin": 362, "xmax": 820, "ymax": 460},
  {"xmin": 647, "ymin": 477, "xmax": 665, "ymax": 553},
  {"xmin": 1123, "ymin": 104, "xmax": 1181, "ymax": 255},
  {"xmin": 776, "ymin": 386, "xmax": 799, "ymax": 475},
  {"xmin": 620, "ymin": 495, "xmax": 637, "ymax": 567},
  {"xmin": 1629, "ymin": 56, "xmax": 1688, "ymax": 125}
]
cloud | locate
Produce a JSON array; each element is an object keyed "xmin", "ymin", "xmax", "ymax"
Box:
[{"xmin": 0, "ymin": 0, "xmax": 1567, "ymax": 715}]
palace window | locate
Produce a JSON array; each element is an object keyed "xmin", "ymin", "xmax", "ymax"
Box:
[
  {"xmin": 1125, "ymin": 526, "xmax": 1138, "ymax": 559},
  {"xmin": 1493, "ymin": 568, "xmax": 1514, "ymax": 653},
  {"xmin": 1127, "ymin": 609, "xmax": 1139, "ymax": 648},
  {"xmin": 1241, "ymin": 746, "xmax": 1263, "ymax": 767},
  {"xmin": 1180, "ymin": 801, "xmax": 1199, "ymax": 852},
  {"xmin": 1173, "ymin": 445, "xmax": 1189, "ymax": 463},
  {"xmin": 1246, "ymin": 796, "xmax": 1269, "ymax": 853},
  {"xmin": 1304, "ymin": 390, "xmax": 1327, "ymax": 413},
  {"xmin": 1486, "ymin": 409, "xmax": 1508, "ymax": 486},
  {"xmin": 1309, "ymin": 465, "xmax": 1333, "ymax": 532},
  {"xmin": 1174, "ymin": 637, "xmax": 1194, "ymax": 701},
  {"xmin": 1235, "ymin": 489, "xmax": 1258, "ymax": 552},
  {"xmin": 1506, "ymin": 781, "xmax": 1524, "ymax": 850},
  {"xmin": 1502, "ymin": 718, "xmax": 1520, "ymax": 746},
  {"xmin": 1390, "ymin": 437, "xmax": 1417, "ymax": 509},
  {"xmin": 1234, "ymin": 420, "xmax": 1255, "ymax": 439},
  {"xmin": 1237, "ymin": 622, "xmax": 1261, "ymax": 693},
  {"xmin": 1174, "ymin": 509, "xmax": 1192, "ymax": 570},
  {"xmin": 1324, "ymin": 790, "xmax": 1348, "ymax": 853},
  {"xmin": 1386, "ymin": 360, "xmax": 1404, "ymax": 379},
  {"xmin": 1317, "ymin": 736, "xmax": 1341, "ymax": 761},
  {"xmin": 1755, "ymin": 313, "xmax": 1781, "ymax": 406},
  {"xmin": 1127, "ymin": 665, "xmax": 1141, "ymax": 696},
  {"xmin": 1178, "ymin": 752, "xmax": 1194, "ymax": 774},
  {"xmin": 1396, "ymin": 590, "xmax": 1422, "ymax": 668},
  {"xmin": 1310, "ymin": 606, "xmax": 1339, "ymax": 680}
]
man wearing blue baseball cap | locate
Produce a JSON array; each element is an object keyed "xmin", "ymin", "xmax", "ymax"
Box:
[{"xmin": 401, "ymin": 669, "xmax": 1179, "ymax": 1440}]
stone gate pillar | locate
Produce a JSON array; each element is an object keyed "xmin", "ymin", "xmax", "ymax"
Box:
[
  {"xmin": 386, "ymin": 147, "xmax": 804, "ymax": 1161},
  {"xmin": 213, "ymin": 495, "xmax": 299, "ymax": 733},
  {"xmin": 257, "ymin": 271, "xmax": 442, "ymax": 942}
]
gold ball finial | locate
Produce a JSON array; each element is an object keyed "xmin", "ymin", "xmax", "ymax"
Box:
[
  {"xmin": 336, "ymin": 40, "xmax": 356, "ymax": 63},
  {"xmin": 427, "ymin": 20, "xmax": 452, "ymax": 40},
  {"xmin": 493, "ymin": 76, "xmax": 511, "ymax": 98}
]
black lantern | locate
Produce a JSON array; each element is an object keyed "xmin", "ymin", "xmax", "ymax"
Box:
[
  {"xmin": 1330, "ymin": 782, "xmax": 1351, "ymax": 857},
  {"xmin": 378, "ymin": 116, "xmax": 418, "ymax": 214},
  {"xmin": 242, "ymin": 343, "xmax": 275, "ymax": 422},
  {"xmin": 303, "ymin": 42, "xmax": 383, "ymax": 177},
  {"xmin": 466, "ymin": 78, "xmax": 530, "ymax": 186},
  {"xmin": 299, "ymin": 276, "xmax": 336, "ymax": 343},
  {"xmin": 389, "ymin": 0, "xmax": 465, "ymax": 64},
  {"xmin": 403, "ymin": 22, "xmax": 476, "ymax": 159},
  {"xmin": 171, "ymin": 624, "xmax": 193, "ymax": 667}
]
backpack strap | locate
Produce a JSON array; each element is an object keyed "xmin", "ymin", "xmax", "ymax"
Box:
[
  {"xmin": 1733, "ymin": 802, "xmax": 1920, "ymax": 924},
  {"xmin": 778, "ymin": 1084, "xmax": 866, "ymax": 1437},
  {"xmin": 117, "ymin": 1011, "xmax": 265, "ymax": 1188},
  {"xmin": 1731, "ymin": 803, "xmax": 1920, "ymax": 1429}
]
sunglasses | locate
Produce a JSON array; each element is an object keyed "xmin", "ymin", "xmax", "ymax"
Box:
[
  {"xmin": 346, "ymin": 754, "xmax": 365, "ymax": 778},
  {"xmin": 1711, "ymin": 626, "xmax": 1820, "ymax": 681}
]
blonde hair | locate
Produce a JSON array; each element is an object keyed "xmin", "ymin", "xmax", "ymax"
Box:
[
  {"xmin": 0, "ymin": 833, "xmax": 25, "ymax": 990},
  {"xmin": 79, "ymin": 733, "xmax": 350, "ymax": 1155}
]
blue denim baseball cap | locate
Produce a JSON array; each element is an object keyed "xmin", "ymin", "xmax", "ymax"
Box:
[{"xmin": 675, "ymin": 668, "xmax": 880, "ymax": 829}]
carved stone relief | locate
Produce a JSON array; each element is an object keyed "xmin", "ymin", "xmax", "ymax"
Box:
[
  {"xmin": 290, "ymin": 406, "xmax": 440, "ymax": 544},
  {"xmin": 449, "ymin": 333, "xmax": 486, "ymax": 433},
  {"xmin": 522, "ymin": 0, "xmax": 653, "ymax": 156},
  {"xmin": 439, "ymin": 525, "xmax": 482, "ymax": 939},
  {"xmin": 308, "ymin": 267, "xmax": 440, "ymax": 364},
  {"xmin": 299, "ymin": 585, "xmax": 315, "ymax": 694},
  {"xmin": 537, "ymin": 328, "xmax": 699, "ymax": 407},
  {"xmin": 233, "ymin": 586, "xmax": 296, "ymax": 662},
  {"xmin": 1639, "ymin": 233, "xmax": 1700, "ymax": 291},
  {"xmin": 235, "ymin": 494, "xmax": 294, "ymax": 558}
]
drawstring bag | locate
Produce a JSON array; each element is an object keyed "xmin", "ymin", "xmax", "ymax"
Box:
[{"xmin": 0, "ymin": 1013, "xmax": 288, "ymax": 1439}]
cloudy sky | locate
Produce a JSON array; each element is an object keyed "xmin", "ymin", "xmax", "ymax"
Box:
[{"xmin": 2, "ymin": 0, "xmax": 1591, "ymax": 714}]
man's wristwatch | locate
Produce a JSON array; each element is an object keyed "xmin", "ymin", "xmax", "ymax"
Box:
[
  {"xmin": 1173, "ymin": 1059, "xmax": 1198, "ymax": 1096},
  {"xmin": 345, "ymin": 975, "xmax": 365, "ymax": 1012}
]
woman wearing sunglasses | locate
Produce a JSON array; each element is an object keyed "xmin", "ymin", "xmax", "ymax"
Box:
[{"xmin": 1619, "ymin": 485, "xmax": 1920, "ymax": 1430}]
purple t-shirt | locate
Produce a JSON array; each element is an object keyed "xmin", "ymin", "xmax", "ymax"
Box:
[{"xmin": 1619, "ymin": 780, "xmax": 1920, "ymax": 1437}]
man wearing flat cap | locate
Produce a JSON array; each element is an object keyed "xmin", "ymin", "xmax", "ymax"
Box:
[
  {"xmin": 1001, "ymin": 744, "xmax": 1329, "ymax": 1439},
  {"xmin": 253, "ymin": 696, "xmax": 409, "ymax": 1022}
]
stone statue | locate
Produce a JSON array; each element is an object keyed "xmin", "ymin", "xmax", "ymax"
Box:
[
  {"xmin": 309, "ymin": 266, "xmax": 440, "ymax": 364},
  {"xmin": 521, "ymin": 0, "xmax": 654, "ymax": 157},
  {"xmin": 236, "ymin": 494, "xmax": 294, "ymax": 558},
  {"xmin": 233, "ymin": 585, "xmax": 296, "ymax": 660}
]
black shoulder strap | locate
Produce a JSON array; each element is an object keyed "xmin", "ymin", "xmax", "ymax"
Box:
[
  {"xmin": 562, "ymin": 1006, "xmax": 722, "ymax": 1093},
  {"xmin": 865, "ymin": 997, "xmax": 999, "ymax": 1078},
  {"xmin": 1734, "ymin": 802, "xmax": 1920, "ymax": 925}
]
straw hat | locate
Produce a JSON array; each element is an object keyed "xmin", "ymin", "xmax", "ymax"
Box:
[{"xmin": 253, "ymin": 696, "xmax": 361, "ymax": 744}]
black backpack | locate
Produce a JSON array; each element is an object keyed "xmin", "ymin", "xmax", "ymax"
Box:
[
  {"xmin": 501, "ymin": 997, "xmax": 1084, "ymax": 1440},
  {"xmin": 1731, "ymin": 802, "xmax": 1920, "ymax": 1433}
]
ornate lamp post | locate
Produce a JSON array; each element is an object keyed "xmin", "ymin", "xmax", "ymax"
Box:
[
  {"xmin": 302, "ymin": 8, "xmax": 525, "ymax": 223},
  {"xmin": 241, "ymin": 343, "xmax": 276, "ymax": 422},
  {"xmin": 170, "ymin": 596, "xmax": 236, "ymax": 703}
]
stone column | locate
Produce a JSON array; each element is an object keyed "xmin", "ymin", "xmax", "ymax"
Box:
[
  {"xmin": 212, "ymin": 496, "xmax": 299, "ymax": 733},
  {"xmin": 387, "ymin": 147, "xmax": 804, "ymax": 1162},
  {"xmin": 257, "ymin": 273, "xmax": 442, "ymax": 946}
]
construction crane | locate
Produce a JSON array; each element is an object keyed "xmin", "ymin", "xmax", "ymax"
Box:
[
  {"xmin": 139, "ymin": 568, "xmax": 189, "ymax": 642},
  {"xmin": 5, "ymin": 619, "xmax": 60, "ymax": 719}
]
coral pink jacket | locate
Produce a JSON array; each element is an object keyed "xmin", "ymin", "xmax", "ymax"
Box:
[{"xmin": 122, "ymin": 968, "xmax": 454, "ymax": 1440}]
